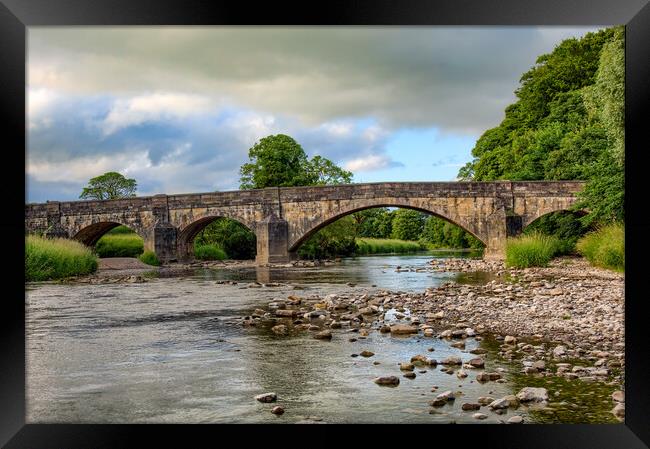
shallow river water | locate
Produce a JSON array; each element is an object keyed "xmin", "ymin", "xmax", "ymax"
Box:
[{"xmin": 26, "ymin": 251, "xmax": 619, "ymax": 423}]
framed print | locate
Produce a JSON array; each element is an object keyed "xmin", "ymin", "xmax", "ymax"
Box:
[{"xmin": 3, "ymin": 0, "xmax": 650, "ymax": 447}]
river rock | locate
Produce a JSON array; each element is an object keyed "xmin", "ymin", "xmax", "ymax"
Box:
[
  {"xmin": 469, "ymin": 357, "xmax": 485, "ymax": 368},
  {"xmin": 507, "ymin": 415, "xmax": 523, "ymax": 424},
  {"xmin": 441, "ymin": 356, "xmax": 463, "ymax": 366},
  {"xmin": 271, "ymin": 324, "xmax": 288, "ymax": 335},
  {"xmin": 390, "ymin": 324, "xmax": 418, "ymax": 335},
  {"xmin": 456, "ymin": 369, "xmax": 468, "ymax": 379},
  {"xmin": 403, "ymin": 372, "xmax": 416, "ymax": 379},
  {"xmin": 255, "ymin": 392, "xmax": 277, "ymax": 403},
  {"xmin": 423, "ymin": 328, "xmax": 435, "ymax": 337},
  {"xmin": 532, "ymin": 360, "xmax": 546, "ymax": 371},
  {"xmin": 478, "ymin": 396, "xmax": 495, "ymax": 406},
  {"xmin": 380, "ymin": 325, "xmax": 391, "ymax": 333},
  {"xmin": 429, "ymin": 398, "xmax": 447, "ymax": 407},
  {"xmin": 612, "ymin": 390, "xmax": 625, "ymax": 403},
  {"xmin": 516, "ymin": 387, "xmax": 548, "ymax": 403},
  {"xmin": 271, "ymin": 406, "xmax": 285, "ymax": 415},
  {"xmin": 436, "ymin": 390, "xmax": 456, "ymax": 401},
  {"xmin": 611, "ymin": 403, "xmax": 625, "ymax": 418},
  {"xmin": 450, "ymin": 341, "xmax": 466, "ymax": 349},
  {"xmin": 470, "ymin": 348, "xmax": 488, "ymax": 355},
  {"xmin": 461, "ymin": 403, "xmax": 481, "ymax": 411},
  {"xmin": 504, "ymin": 335, "xmax": 517, "ymax": 345},
  {"xmin": 275, "ymin": 309, "xmax": 297, "ymax": 317},
  {"xmin": 552, "ymin": 345, "xmax": 567, "ymax": 358},
  {"xmin": 400, "ymin": 362, "xmax": 415, "ymax": 371},
  {"xmin": 473, "ymin": 413, "xmax": 488, "ymax": 420},
  {"xmin": 314, "ymin": 330, "xmax": 332, "ymax": 340},
  {"xmin": 374, "ymin": 376, "xmax": 400, "ymax": 386},
  {"xmin": 360, "ymin": 350, "xmax": 375, "ymax": 357},
  {"xmin": 476, "ymin": 373, "xmax": 490, "ymax": 382}
]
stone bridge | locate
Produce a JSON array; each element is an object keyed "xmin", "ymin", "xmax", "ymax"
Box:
[{"xmin": 25, "ymin": 181, "xmax": 585, "ymax": 264}]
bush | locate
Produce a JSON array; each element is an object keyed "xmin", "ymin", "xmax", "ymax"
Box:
[
  {"xmin": 505, "ymin": 232, "xmax": 562, "ymax": 268},
  {"xmin": 95, "ymin": 233, "xmax": 144, "ymax": 257},
  {"xmin": 138, "ymin": 250, "xmax": 160, "ymax": 266},
  {"xmin": 576, "ymin": 223, "xmax": 624, "ymax": 271},
  {"xmin": 355, "ymin": 238, "xmax": 424, "ymax": 255},
  {"xmin": 26, "ymin": 235, "xmax": 98, "ymax": 281},
  {"xmin": 106, "ymin": 225, "xmax": 136, "ymax": 234},
  {"xmin": 194, "ymin": 244, "xmax": 227, "ymax": 261}
]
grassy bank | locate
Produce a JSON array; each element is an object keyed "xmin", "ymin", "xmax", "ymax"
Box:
[
  {"xmin": 505, "ymin": 232, "xmax": 563, "ymax": 268},
  {"xmin": 577, "ymin": 223, "xmax": 624, "ymax": 271},
  {"xmin": 355, "ymin": 238, "xmax": 424, "ymax": 255},
  {"xmin": 95, "ymin": 232, "xmax": 144, "ymax": 258},
  {"xmin": 138, "ymin": 250, "xmax": 160, "ymax": 266},
  {"xmin": 194, "ymin": 243, "xmax": 228, "ymax": 260},
  {"xmin": 26, "ymin": 235, "xmax": 98, "ymax": 281}
]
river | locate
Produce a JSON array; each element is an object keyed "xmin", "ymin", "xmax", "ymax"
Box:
[{"xmin": 25, "ymin": 251, "xmax": 618, "ymax": 423}]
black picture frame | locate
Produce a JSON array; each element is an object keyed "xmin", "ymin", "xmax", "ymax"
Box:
[{"xmin": 3, "ymin": 0, "xmax": 649, "ymax": 447}]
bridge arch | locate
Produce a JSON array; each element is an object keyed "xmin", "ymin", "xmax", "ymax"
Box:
[
  {"xmin": 72, "ymin": 221, "xmax": 148, "ymax": 247},
  {"xmin": 287, "ymin": 203, "xmax": 487, "ymax": 253},
  {"xmin": 176, "ymin": 215, "xmax": 256, "ymax": 260}
]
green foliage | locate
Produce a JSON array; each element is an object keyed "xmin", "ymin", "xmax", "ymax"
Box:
[
  {"xmin": 138, "ymin": 251, "xmax": 160, "ymax": 266},
  {"xmin": 355, "ymin": 238, "xmax": 424, "ymax": 255},
  {"xmin": 505, "ymin": 232, "xmax": 563, "ymax": 268},
  {"xmin": 307, "ymin": 155, "xmax": 353, "ymax": 185},
  {"xmin": 391, "ymin": 209, "xmax": 426, "ymax": 241},
  {"xmin": 195, "ymin": 218, "xmax": 256, "ymax": 260},
  {"xmin": 95, "ymin": 233, "xmax": 144, "ymax": 258},
  {"xmin": 421, "ymin": 215, "xmax": 484, "ymax": 249},
  {"xmin": 26, "ymin": 235, "xmax": 98, "ymax": 281},
  {"xmin": 353, "ymin": 208, "xmax": 394, "ymax": 238},
  {"xmin": 80, "ymin": 172, "xmax": 137, "ymax": 200},
  {"xmin": 298, "ymin": 216, "xmax": 357, "ymax": 260},
  {"xmin": 458, "ymin": 26, "xmax": 624, "ymax": 230},
  {"xmin": 524, "ymin": 211, "xmax": 591, "ymax": 254},
  {"xmin": 576, "ymin": 223, "xmax": 624, "ymax": 271},
  {"xmin": 194, "ymin": 244, "xmax": 227, "ymax": 261},
  {"xmin": 106, "ymin": 225, "xmax": 136, "ymax": 234},
  {"xmin": 239, "ymin": 134, "xmax": 352, "ymax": 190}
]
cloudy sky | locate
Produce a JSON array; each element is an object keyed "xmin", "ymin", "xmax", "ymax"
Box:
[{"xmin": 26, "ymin": 26, "xmax": 601, "ymax": 203}]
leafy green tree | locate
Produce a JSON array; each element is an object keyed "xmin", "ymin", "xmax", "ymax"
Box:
[
  {"xmin": 297, "ymin": 216, "xmax": 357, "ymax": 259},
  {"xmin": 391, "ymin": 209, "xmax": 426, "ymax": 241},
  {"xmin": 353, "ymin": 208, "xmax": 394, "ymax": 238},
  {"xmin": 239, "ymin": 135, "xmax": 313, "ymax": 189},
  {"xmin": 307, "ymin": 155, "xmax": 353, "ymax": 185},
  {"xmin": 79, "ymin": 172, "xmax": 137, "ymax": 200},
  {"xmin": 421, "ymin": 216, "xmax": 483, "ymax": 249},
  {"xmin": 457, "ymin": 26, "xmax": 623, "ymax": 233}
]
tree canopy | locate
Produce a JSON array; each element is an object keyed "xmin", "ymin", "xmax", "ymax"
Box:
[
  {"xmin": 239, "ymin": 134, "xmax": 352, "ymax": 189},
  {"xmin": 458, "ymin": 26, "xmax": 624, "ymax": 226},
  {"xmin": 79, "ymin": 172, "xmax": 137, "ymax": 200}
]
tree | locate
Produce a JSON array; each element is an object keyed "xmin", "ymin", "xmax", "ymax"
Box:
[
  {"xmin": 80, "ymin": 172, "xmax": 137, "ymax": 200},
  {"xmin": 391, "ymin": 209, "xmax": 426, "ymax": 241},
  {"xmin": 307, "ymin": 155, "xmax": 353, "ymax": 185},
  {"xmin": 239, "ymin": 134, "xmax": 314, "ymax": 189}
]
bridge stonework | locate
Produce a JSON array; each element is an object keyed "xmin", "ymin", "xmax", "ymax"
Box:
[{"xmin": 25, "ymin": 181, "xmax": 585, "ymax": 265}]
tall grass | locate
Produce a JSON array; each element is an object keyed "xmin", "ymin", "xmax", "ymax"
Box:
[
  {"xmin": 138, "ymin": 250, "xmax": 160, "ymax": 266},
  {"xmin": 194, "ymin": 244, "xmax": 228, "ymax": 260},
  {"xmin": 95, "ymin": 233, "xmax": 144, "ymax": 257},
  {"xmin": 26, "ymin": 235, "xmax": 98, "ymax": 281},
  {"xmin": 505, "ymin": 232, "xmax": 562, "ymax": 268},
  {"xmin": 576, "ymin": 223, "xmax": 624, "ymax": 271},
  {"xmin": 355, "ymin": 238, "xmax": 425, "ymax": 255}
]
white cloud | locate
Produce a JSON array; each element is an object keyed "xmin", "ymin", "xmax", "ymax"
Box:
[
  {"xmin": 102, "ymin": 92, "xmax": 213, "ymax": 135},
  {"xmin": 344, "ymin": 154, "xmax": 403, "ymax": 172}
]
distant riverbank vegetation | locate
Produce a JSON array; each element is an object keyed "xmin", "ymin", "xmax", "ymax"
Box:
[
  {"xmin": 458, "ymin": 26, "xmax": 624, "ymax": 270},
  {"xmin": 95, "ymin": 226, "xmax": 144, "ymax": 258},
  {"xmin": 26, "ymin": 235, "xmax": 98, "ymax": 281}
]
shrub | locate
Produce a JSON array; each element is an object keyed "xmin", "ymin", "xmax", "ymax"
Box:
[
  {"xmin": 138, "ymin": 250, "xmax": 160, "ymax": 266},
  {"xmin": 355, "ymin": 238, "xmax": 424, "ymax": 255},
  {"xmin": 505, "ymin": 232, "xmax": 562, "ymax": 268},
  {"xmin": 26, "ymin": 235, "xmax": 98, "ymax": 281},
  {"xmin": 95, "ymin": 233, "xmax": 144, "ymax": 257},
  {"xmin": 194, "ymin": 244, "xmax": 227, "ymax": 261},
  {"xmin": 576, "ymin": 223, "xmax": 624, "ymax": 271}
]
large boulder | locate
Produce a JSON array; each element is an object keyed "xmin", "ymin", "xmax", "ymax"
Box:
[{"xmin": 516, "ymin": 387, "xmax": 549, "ymax": 403}]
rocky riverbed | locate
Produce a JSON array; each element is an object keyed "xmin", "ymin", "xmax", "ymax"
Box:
[
  {"xmin": 225, "ymin": 255, "xmax": 625, "ymax": 421},
  {"xmin": 47, "ymin": 254, "xmax": 625, "ymax": 422}
]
